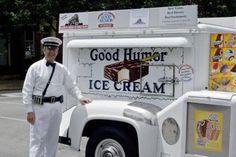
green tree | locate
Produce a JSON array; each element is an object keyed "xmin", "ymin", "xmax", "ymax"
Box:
[
  {"xmin": 190, "ymin": 0, "xmax": 232, "ymax": 17},
  {"xmin": 0, "ymin": 0, "xmax": 234, "ymax": 35}
]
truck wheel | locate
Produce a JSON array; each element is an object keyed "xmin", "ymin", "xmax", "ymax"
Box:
[{"xmin": 85, "ymin": 126, "xmax": 138, "ymax": 157}]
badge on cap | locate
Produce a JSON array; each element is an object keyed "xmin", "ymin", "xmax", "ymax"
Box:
[{"xmin": 41, "ymin": 37, "xmax": 62, "ymax": 48}]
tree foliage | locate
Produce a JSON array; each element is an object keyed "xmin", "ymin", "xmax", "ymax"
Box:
[{"xmin": 0, "ymin": 0, "xmax": 234, "ymax": 34}]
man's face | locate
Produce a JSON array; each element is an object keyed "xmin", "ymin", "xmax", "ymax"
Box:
[{"xmin": 43, "ymin": 46, "xmax": 59, "ymax": 62}]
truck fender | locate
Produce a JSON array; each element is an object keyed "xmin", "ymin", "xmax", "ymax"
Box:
[
  {"xmin": 68, "ymin": 100, "xmax": 139, "ymax": 150},
  {"xmin": 68, "ymin": 100, "xmax": 161, "ymax": 157}
]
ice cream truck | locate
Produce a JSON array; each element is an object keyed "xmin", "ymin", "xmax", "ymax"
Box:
[{"xmin": 58, "ymin": 5, "xmax": 236, "ymax": 157}]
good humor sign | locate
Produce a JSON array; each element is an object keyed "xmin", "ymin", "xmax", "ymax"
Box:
[{"xmin": 69, "ymin": 47, "xmax": 193, "ymax": 100}]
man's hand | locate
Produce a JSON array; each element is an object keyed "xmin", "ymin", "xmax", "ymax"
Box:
[
  {"xmin": 80, "ymin": 97, "xmax": 92, "ymax": 105},
  {"xmin": 27, "ymin": 112, "xmax": 35, "ymax": 125}
]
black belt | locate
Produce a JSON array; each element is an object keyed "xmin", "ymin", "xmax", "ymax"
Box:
[{"xmin": 32, "ymin": 95, "xmax": 64, "ymax": 105}]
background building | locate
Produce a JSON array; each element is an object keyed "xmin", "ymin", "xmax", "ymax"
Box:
[{"xmin": 0, "ymin": 26, "xmax": 62, "ymax": 79}]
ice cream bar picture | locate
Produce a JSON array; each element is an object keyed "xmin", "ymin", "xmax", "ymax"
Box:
[
  {"xmin": 211, "ymin": 34, "xmax": 223, "ymax": 48},
  {"xmin": 104, "ymin": 60, "xmax": 149, "ymax": 82},
  {"xmin": 212, "ymin": 48, "xmax": 222, "ymax": 62},
  {"xmin": 196, "ymin": 120, "xmax": 208, "ymax": 138},
  {"xmin": 104, "ymin": 54, "xmax": 158, "ymax": 82}
]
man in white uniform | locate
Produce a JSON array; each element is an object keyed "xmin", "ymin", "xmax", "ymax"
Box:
[{"xmin": 22, "ymin": 37, "xmax": 92, "ymax": 157}]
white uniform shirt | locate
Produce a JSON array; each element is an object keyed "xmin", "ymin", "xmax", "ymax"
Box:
[{"xmin": 22, "ymin": 58, "xmax": 83, "ymax": 113}]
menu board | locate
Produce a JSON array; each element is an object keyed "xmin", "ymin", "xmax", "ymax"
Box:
[{"xmin": 209, "ymin": 33, "xmax": 236, "ymax": 92}]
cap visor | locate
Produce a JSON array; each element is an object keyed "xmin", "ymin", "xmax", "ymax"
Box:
[{"xmin": 45, "ymin": 45, "xmax": 58, "ymax": 49}]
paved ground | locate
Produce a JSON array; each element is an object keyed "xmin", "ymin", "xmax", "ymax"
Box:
[{"xmin": 0, "ymin": 91, "xmax": 86, "ymax": 157}]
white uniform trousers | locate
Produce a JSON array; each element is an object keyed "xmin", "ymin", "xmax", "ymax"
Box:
[{"xmin": 29, "ymin": 102, "xmax": 62, "ymax": 157}]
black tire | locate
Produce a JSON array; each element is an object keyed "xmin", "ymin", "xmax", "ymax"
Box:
[{"xmin": 85, "ymin": 126, "xmax": 138, "ymax": 157}]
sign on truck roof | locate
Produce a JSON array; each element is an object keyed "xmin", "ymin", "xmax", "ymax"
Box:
[{"xmin": 59, "ymin": 5, "xmax": 198, "ymax": 33}]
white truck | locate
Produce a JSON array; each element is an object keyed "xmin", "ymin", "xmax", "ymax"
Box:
[{"xmin": 58, "ymin": 6, "xmax": 236, "ymax": 157}]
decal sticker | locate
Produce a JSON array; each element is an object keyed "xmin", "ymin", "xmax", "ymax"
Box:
[
  {"xmin": 97, "ymin": 12, "xmax": 115, "ymax": 28},
  {"xmin": 194, "ymin": 110, "xmax": 223, "ymax": 152},
  {"xmin": 209, "ymin": 33, "xmax": 236, "ymax": 92}
]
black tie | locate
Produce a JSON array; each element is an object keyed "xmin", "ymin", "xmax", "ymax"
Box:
[{"xmin": 46, "ymin": 62, "xmax": 55, "ymax": 67}]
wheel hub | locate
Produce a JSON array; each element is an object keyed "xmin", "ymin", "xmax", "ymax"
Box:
[
  {"xmin": 101, "ymin": 146, "xmax": 118, "ymax": 157},
  {"xmin": 95, "ymin": 139, "xmax": 126, "ymax": 157}
]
